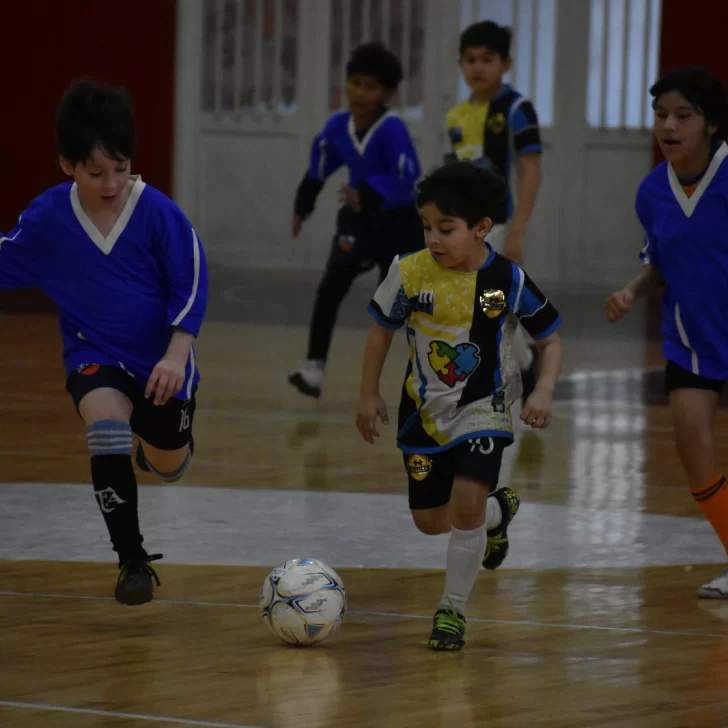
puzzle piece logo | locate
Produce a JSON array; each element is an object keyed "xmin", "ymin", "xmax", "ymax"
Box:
[{"xmin": 428, "ymin": 341, "xmax": 481, "ymax": 387}]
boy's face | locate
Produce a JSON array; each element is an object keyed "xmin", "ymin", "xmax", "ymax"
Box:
[
  {"xmin": 421, "ymin": 202, "xmax": 492, "ymax": 271},
  {"xmin": 654, "ymin": 90, "xmax": 717, "ymax": 168},
  {"xmin": 60, "ymin": 147, "xmax": 131, "ymax": 208},
  {"xmin": 346, "ymin": 74, "xmax": 391, "ymax": 118},
  {"xmin": 459, "ymin": 46, "xmax": 511, "ymax": 96}
]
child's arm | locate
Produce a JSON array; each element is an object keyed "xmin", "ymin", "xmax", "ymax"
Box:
[
  {"xmin": 606, "ymin": 265, "xmax": 663, "ymax": 323},
  {"xmin": 357, "ymin": 323, "xmax": 395, "ymax": 444},
  {"xmin": 293, "ymin": 120, "xmax": 345, "ymax": 237},
  {"xmin": 505, "ymin": 100, "xmax": 543, "ymax": 264},
  {"xmin": 149, "ymin": 208, "xmax": 209, "ymax": 405},
  {"xmin": 357, "ymin": 255, "xmax": 413, "ymax": 443},
  {"xmin": 0, "ymin": 207, "xmax": 43, "ymax": 290},
  {"xmin": 521, "ymin": 331, "xmax": 561, "ymax": 429},
  {"xmin": 509, "ymin": 264, "xmax": 562, "ymax": 429}
]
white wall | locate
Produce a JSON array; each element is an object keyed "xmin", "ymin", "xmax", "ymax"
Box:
[{"xmin": 175, "ymin": 0, "xmax": 659, "ymax": 287}]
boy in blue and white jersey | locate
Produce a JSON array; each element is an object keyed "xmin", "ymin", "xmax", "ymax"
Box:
[
  {"xmin": 288, "ymin": 42, "xmax": 424, "ymax": 399},
  {"xmin": 607, "ymin": 67, "xmax": 728, "ymax": 599},
  {"xmin": 0, "ymin": 80, "xmax": 209, "ymax": 605}
]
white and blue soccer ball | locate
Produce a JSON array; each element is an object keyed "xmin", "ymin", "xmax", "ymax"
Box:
[{"xmin": 260, "ymin": 558, "xmax": 346, "ymax": 646}]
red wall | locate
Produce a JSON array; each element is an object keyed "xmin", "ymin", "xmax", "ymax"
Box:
[{"xmin": 0, "ymin": 0, "xmax": 177, "ymax": 232}]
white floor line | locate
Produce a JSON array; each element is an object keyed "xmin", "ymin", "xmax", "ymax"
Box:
[
  {"xmin": 1, "ymin": 589, "xmax": 726, "ymax": 640},
  {"xmin": 0, "ymin": 700, "xmax": 264, "ymax": 728}
]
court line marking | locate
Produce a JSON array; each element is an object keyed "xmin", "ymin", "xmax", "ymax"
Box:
[
  {"xmin": 0, "ymin": 699, "xmax": 263, "ymax": 728},
  {"xmin": 1, "ymin": 590, "xmax": 727, "ymax": 640}
]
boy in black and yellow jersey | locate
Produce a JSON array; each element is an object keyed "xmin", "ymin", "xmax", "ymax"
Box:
[
  {"xmin": 356, "ymin": 162, "xmax": 562, "ymax": 650},
  {"xmin": 447, "ymin": 20, "xmax": 542, "ymax": 400}
]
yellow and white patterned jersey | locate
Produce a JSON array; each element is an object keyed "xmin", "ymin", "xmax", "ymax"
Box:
[{"xmin": 368, "ymin": 247, "xmax": 561, "ymax": 454}]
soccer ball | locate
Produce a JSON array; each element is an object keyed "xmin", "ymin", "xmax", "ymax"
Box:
[{"xmin": 260, "ymin": 558, "xmax": 346, "ymax": 646}]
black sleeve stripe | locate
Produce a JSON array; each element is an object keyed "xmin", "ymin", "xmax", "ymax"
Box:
[
  {"xmin": 514, "ymin": 128, "xmax": 542, "ymax": 151},
  {"xmin": 516, "ymin": 100, "xmax": 539, "ymax": 125},
  {"xmin": 520, "ymin": 302, "xmax": 559, "ymax": 338}
]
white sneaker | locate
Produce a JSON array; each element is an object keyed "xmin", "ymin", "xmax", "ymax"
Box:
[
  {"xmin": 288, "ymin": 360, "xmax": 325, "ymax": 399},
  {"xmin": 697, "ymin": 569, "xmax": 728, "ymax": 599}
]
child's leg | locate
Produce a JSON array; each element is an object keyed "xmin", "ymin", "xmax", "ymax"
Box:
[
  {"xmin": 134, "ymin": 390, "xmax": 197, "ymax": 482},
  {"xmin": 666, "ymin": 362, "xmax": 728, "ymax": 597},
  {"xmin": 305, "ymin": 260, "xmax": 362, "ymax": 362}
]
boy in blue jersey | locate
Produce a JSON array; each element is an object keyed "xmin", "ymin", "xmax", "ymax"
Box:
[
  {"xmin": 447, "ymin": 21, "xmax": 543, "ymax": 402},
  {"xmin": 288, "ymin": 42, "xmax": 423, "ymax": 399},
  {"xmin": 356, "ymin": 161, "xmax": 563, "ymax": 649},
  {"xmin": 0, "ymin": 80, "xmax": 208, "ymax": 605},
  {"xmin": 607, "ymin": 67, "xmax": 728, "ymax": 599}
]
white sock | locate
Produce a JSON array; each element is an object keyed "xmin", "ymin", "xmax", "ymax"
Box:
[
  {"xmin": 513, "ymin": 323, "xmax": 534, "ymax": 371},
  {"xmin": 485, "ymin": 495, "xmax": 503, "ymax": 531},
  {"xmin": 438, "ymin": 523, "xmax": 487, "ymax": 616}
]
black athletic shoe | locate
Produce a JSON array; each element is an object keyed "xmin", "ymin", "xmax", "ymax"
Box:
[
  {"xmin": 428, "ymin": 607, "xmax": 466, "ymax": 651},
  {"xmin": 115, "ymin": 553, "xmax": 163, "ymax": 606}
]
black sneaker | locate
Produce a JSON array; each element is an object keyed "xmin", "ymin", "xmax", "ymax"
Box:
[
  {"xmin": 482, "ymin": 487, "xmax": 521, "ymax": 570},
  {"xmin": 115, "ymin": 553, "xmax": 163, "ymax": 606},
  {"xmin": 521, "ymin": 344, "xmax": 539, "ymax": 406},
  {"xmin": 428, "ymin": 607, "xmax": 466, "ymax": 651}
]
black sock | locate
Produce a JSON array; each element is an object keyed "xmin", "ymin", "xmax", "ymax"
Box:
[{"xmin": 90, "ymin": 454, "xmax": 145, "ymax": 564}]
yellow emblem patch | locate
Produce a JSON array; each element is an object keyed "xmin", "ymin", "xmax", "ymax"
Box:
[
  {"xmin": 480, "ymin": 289, "xmax": 507, "ymax": 319},
  {"xmin": 407, "ymin": 454, "xmax": 432, "ymax": 481},
  {"xmin": 487, "ymin": 112, "xmax": 506, "ymax": 134}
]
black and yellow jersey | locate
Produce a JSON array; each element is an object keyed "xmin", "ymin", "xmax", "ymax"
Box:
[
  {"xmin": 368, "ymin": 247, "xmax": 561, "ymax": 454},
  {"xmin": 445, "ymin": 85, "xmax": 541, "ymax": 223}
]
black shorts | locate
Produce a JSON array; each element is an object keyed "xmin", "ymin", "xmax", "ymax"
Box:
[
  {"xmin": 66, "ymin": 364, "xmax": 196, "ymax": 451},
  {"xmin": 664, "ymin": 360, "xmax": 725, "ymax": 395},
  {"xmin": 403, "ymin": 437, "xmax": 510, "ymax": 510},
  {"xmin": 327, "ymin": 204, "xmax": 423, "ymax": 277}
]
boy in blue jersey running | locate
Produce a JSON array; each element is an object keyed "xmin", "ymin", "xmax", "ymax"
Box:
[
  {"xmin": 446, "ymin": 21, "xmax": 543, "ymax": 401},
  {"xmin": 288, "ymin": 42, "xmax": 424, "ymax": 399},
  {"xmin": 356, "ymin": 161, "xmax": 563, "ymax": 649},
  {"xmin": 607, "ymin": 67, "xmax": 728, "ymax": 599},
  {"xmin": 0, "ymin": 80, "xmax": 208, "ymax": 605}
]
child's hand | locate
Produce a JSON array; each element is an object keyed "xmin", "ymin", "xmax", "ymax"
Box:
[
  {"xmin": 521, "ymin": 387, "xmax": 553, "ymax": 429},
  {"xmin": 339, "ymin": 185, "xmax": 362, "ymax": 213},
  {"xmin": 605, "ymin": 289, "xmax": 634, "ymax": 322},
  {"xmin": 292, "ymin": 215, "xmax": 304, "ymax": 239},
  {"xmin": 146, "ymin": 359, "xmax": 186, "ymax": 406},
  {"xmin": 356, "ymin": 393, "xmax": 389, "ymax": 444},
  {"xmin": 503, "ymin": 227, "xmax": 525, "ymax": 265}
]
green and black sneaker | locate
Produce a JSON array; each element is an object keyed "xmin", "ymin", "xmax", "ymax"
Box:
[
  {"xmin": 428, "ymin": 607, "xmax": 466, "ymax": 651},
  {"xmin": 115, "ymin": 553, "xmax": 163, "ymax": 606},
  {"xmin": 482, "ymin": 487, "xmax": 521, "ymax": 570}
]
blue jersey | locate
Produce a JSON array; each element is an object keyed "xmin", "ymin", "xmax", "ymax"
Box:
[
  {"xmin": 0, "ymin": 176, "xmax": 208, "ymax": 398},
  {"xmin": 638, "ymin": 141, "xmax": 728, "ymax": 378},
  {"xmin": 299, "ymin": 109, "xmax": 420, "ymax": 213}
]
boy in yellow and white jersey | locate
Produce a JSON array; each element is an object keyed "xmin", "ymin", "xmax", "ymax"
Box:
[
  {"xmin": 447, "ymin": 20, "xmax": 543, "ymax": 401},
  {"xmin": 356, "ymin": 161, "xmax": 562, "ymax": 650}
]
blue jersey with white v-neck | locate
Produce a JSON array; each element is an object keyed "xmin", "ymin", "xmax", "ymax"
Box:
[
  {"xmin": 638, "ymin": 141, "xmax": 728, "ymax": 378},
  {"xmin": 0, "ymin": 176, "xmax": 208, "ymax": 398},
  {"xmin": 306, "ymin": 110, "xmax": 420, "ymax": 210}
]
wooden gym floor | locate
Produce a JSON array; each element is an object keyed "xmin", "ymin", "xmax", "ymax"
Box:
[{"xmin": 2, "ymin": 276, "xmax": 728, "ymax": 727}]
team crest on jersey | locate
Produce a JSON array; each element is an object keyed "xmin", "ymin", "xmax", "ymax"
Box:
[
  {"xmin": 480, "ymin": 289, "xmax": 507, "ymax": 319},
  {"xmin": 487, "ymin": 112, "xmax": 506, "ymax": 135},
  {"xmin": 407, "ymin": 454, "xmax": 432, "ymax": 481},
  {"xmin": 428, "ymin": 341, "xmax": 481, "ymax": 388}
]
